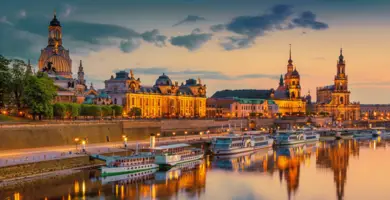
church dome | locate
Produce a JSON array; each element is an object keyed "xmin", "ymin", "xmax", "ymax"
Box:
[
  {"xmin": 155, "ymin": 73, "xmax": 172, "ymax": 86},
  {"xmin": 45, "ymin": 54, "xmax": 71, "ymax": 73},
  {"xmin": 50, "ymin": 14, "xmax": 61, "ymax": 27},
  {"xmin": 292, "ymin": 69, "xmax": 300, "ymax": 77}
]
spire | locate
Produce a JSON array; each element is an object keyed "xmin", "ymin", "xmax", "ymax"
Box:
[
  {"xmin": 288, "ymin": 44, "xmax": 293, "ymax": 64},
  {"xmin": 78, "ymin": 60, "xmax": 83, "ymax": 72},
  {"xmin": 279, "ymin": 74, "xmax": 284, "ymax": 86},
  {"xmin": 26, "ymin": 59, "xmax": 33, "ymax": 74},
  {"xmin": 339, "ymin": 48, "xmax": 344, "ymax": 63}
]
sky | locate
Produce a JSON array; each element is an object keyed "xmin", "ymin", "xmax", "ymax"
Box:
[{"xmin": 1, "ymin": 0, "xmax": 390, "ymax": 103}]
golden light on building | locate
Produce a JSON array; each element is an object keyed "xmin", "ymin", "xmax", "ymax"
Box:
[
  {"xmin": 74, "ymin": 180, "xmax": 80, "ymax": 194},
  {"xmin": 14, "ymin": 193, "xmax": 20, "ymax": 200}
]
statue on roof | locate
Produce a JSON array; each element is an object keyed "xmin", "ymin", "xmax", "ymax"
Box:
[
  {"xmin": 130, "ymin": 69, "xmax": 134, "ymax": 78},
  {"xmin": 198, "ymin": 77, "xmax": 202, "ymax": 85}
]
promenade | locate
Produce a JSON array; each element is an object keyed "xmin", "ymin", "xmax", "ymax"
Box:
[{"xmin": 0, "ymin": 133, "xmax": 222, "ymax": 168}]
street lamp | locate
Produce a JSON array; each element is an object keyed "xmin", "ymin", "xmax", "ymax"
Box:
[
  {"xmin": 199, "ymin": 131, "xmax": 203, "ymax": 139},
  {"xmin": 207, "ymin": 130, "xmax": 210, "ymax": 138},
  {"xmin": 81, "ymin": 140, "xmax": 86, "ymax": 153},
  {"xmin": 157, "ymin": 133, "xmax": 160, "ymax": 144},
  {"xmin": 74, "ymin": 137, "xmax": 79, "ymax": 152},
  {"xmin": 184, "ymin": 131, "xmax": 188, "ymax": 140},
  {"xmin": 122, "ymin": 135, "xmax": 128, "ymax": 148}
]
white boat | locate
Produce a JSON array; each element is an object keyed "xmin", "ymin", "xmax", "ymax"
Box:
[
  {"xmin": 354, "ymin": 130, "xmax": 374, "ymax": 139},
  {"xmin": 335, "ymin": 130, "xmax": 354, "ymax": 140},
  {"xmin": 100, "ymin": 167, "xmax": 157, "ymax": 185},
  {"xmin": 302, "ymin": 131, "xmax": 320, "ymax": 142},
  {"xmin": 274, "ymin": 131, "xmax": 306, "ymax": 145},
  {"xmin": 210, "ymin": 133, "xmax": 273, "ymax": 156},
  {"xmin": 153, "ymin": 143, "xmax": 204, "ymax": 168},
  {"xmin": 100, "ymin": 154, "xmax": 159, "ymax": 177}
]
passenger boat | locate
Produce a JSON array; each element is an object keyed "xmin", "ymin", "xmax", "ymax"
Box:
[
  {"xmin": 100, "ymin": 167, "xmax": 157, "ymax": 185},
  {"xmin": 210, "ymin": 133, "xmax": 273, "ymax": 156},
  {"xmin": 153, "ymin": 143, "xmax": 204, "ymax": 168},
  {"xmin": 353, "ymin": 130, "xmax": 373, "ymax": 139},
  {"xmin": 274, "ymin": 131, "xmax": 304, "ymax": 145},
  {"xmin": 335, "ymin": 130, "xmax": 354, "ymax": 140},
  {"xmin": 100, "ymin": 153, "xmax": 159, "ymax": 177},
  {"xmin": 318, "ymin": 130, "xmax": 337, "ymax": 141},
  {"xmin": 155, "ymin": 159, "xmax": 202, "ymax": 181},
  {"xmin": 303, "ymin": 131, "xmax": 320, "ymax": 142}
]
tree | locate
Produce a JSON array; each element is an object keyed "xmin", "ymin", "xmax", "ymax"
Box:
[
  {"xmin": 111, "ymin": 105, "xmax": 123, "ymax": 118},
  {"xmin": 9, "ymin": 59, "xmax": 28, "ymax": 111},
  {"xmin": 23, "ymin": 72, "xmax": 57, "ymax": 120},
  {"xmin": 129, "ymin": 107, "xmax": 142, "ymax": 118},
  {"xmin": 53, "ymin": 103, "xmax": 67, "ymax": 119},
  {"xmin": 101, "ymin": 105, "xmax": 112, "ymax": 117},
  {"xmin": 89, "ymin": 105, "xmax": 102, "ymax": 119},
  {"xmin": 0, "ymin": 55, "xmax": 11, "ymax": 109}
]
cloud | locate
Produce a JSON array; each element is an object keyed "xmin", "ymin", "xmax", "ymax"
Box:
[
  {"xmin": 114, "ymin": 67, "xmax": 279, "ymax": 81},
  {"xmin": 210, "ymin": 24, "xmax": 225, "ymax": 32},
  {"xmin": 1, "ymin": 14, "xmax": 168, "ymax": 57},
  {"xmin": 170, "ymin": 32, "xmax": 212, "ymax": 51},
  {"xmin": 19, "ymin": 10, "xmax": 27, "ymax": 18},
  {"xmin": 173, "ymin": 15, "xmax": 206, "ymax": 27},
  {"xmin": 221, "ymin": 36, "xmax": 255, "ymax": 50},
  {"xmin": 215, "ymin": 4, "xmax": 329, "ymax": 50},
  {"xmin": 0, "ymin": 16, "xmax": 12, "ymax": 25},
  {"xmin": 350, "ymin": 81, "xmax": 390, "ymax": 86},
  {"xmin": 292, "ymin": 11, "xmax": 329, "ymax": 30},
  {"xmin": 141, "ymin": 29, "xmax": 167, "ymax": 47},
  {"xmin": 119, "ymin": 39, "xmax": 141, "ymax": 53},
  {"xmin": 62, "ymin": 4, "xmax": 73, "ymax": 17}
]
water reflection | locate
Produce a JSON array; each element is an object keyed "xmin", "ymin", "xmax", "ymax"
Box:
[{"xmin": 2, "ymin": 138, "xmax": 390, "ymax": 200}]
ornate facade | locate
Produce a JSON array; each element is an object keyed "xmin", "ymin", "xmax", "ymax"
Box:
[
  {"xmin": 272, "ymin": 45, "xmax": 307, "ymax": 115},
  {"xmin": 37, "ymin": 13, "xmax": 106, "ymax": 104},
  {"xmin": 105, "ymin": 70, "xmax": 207, "ymax": 118},
  {"xmin": 315, "ymin": 49, "xmax": 360, "ymax": 121}
]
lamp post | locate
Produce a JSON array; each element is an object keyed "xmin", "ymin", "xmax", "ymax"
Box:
[
  {"xmin": 81, "ymin": 140, "xmax": 86, "ymax": 153},
  {"xmin": 207, "ymin": 130, "xmax": 210, "ymax": 139},
  {"xmin": 199, "ymin": 131, "xmax": 203, "ymax": 140},
  {"xmin": 184, "ymin": 131, "xmax": 188, "ymax": 140},
  {"xmin": 157, "ymin": 133, "xmax": 160, "ymax": 144},
  {"xmin": 122, "ymin": 135, "xmax": 128, "ymax": 148},
  {"xmin": 74, "ymin": 137, "xmax": 79, "ymax": 152}
]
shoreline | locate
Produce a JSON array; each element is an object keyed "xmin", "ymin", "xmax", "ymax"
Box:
[{"xmin": 0, "ymin": 163, "xmax": 103, "ymax": 188}]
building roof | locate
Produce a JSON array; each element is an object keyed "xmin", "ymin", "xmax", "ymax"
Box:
[
  {"xmin": 155, "ymin": 73, "xmax": 172, "ymax": 86},
  {"xmin": 317, "ymin": 85, "xmax": 335, "ymax": 91},
  {"xmin": 233, "ymin": 97, "xmax": 275, "ymax": 105},
  {"xmin": 211, "ymin": 89, "xmax": 272, "ymax": 99},
  {"xmin": 50, "ymin": 14, "xmax": 61, "ymax": 27}
]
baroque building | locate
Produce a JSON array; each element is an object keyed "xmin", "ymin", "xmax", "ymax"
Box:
[
  {"xmin": 37, "ymin": 13, "xmax": 105, "ymax": 104},
  {"xmin": 105, "ymin": 70, "xmax": 207, "ymax": 118},
  {"xmin": 209, "ymin": 45, "xmax": 307, "ymax": 117},
  {"xmin": 315, "ymin": 49, "xmax": 360, "ymax": 121}
]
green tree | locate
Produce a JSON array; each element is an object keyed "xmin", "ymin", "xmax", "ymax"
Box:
[
  {"xmin": 129, "ymin": 107, "xmax": 142, "ymax": 118},
  {"xmin": 9, "ymin": 59, "xmax": 28, "ymax": 111},
  {"xmin": 111, "ymin": 105, "xmax": 123, "ymax": 118},
  {"xmin": 89, "ymin": 105, "xmax": 102, "ymax": 119},
  {"xmin": 101, "ymin": 105, "xmax": 112, "ymax": 117},
  {"xmin": 53, "ymin": 103, "xmax": 67, "ymax": 119},
  {"xmin": 0, "ymin": 55, "xmax": 11, "ymax": 109},
  {"xmin": 23, "ymin": 72, "xmax": 57, "ymax": 120}
]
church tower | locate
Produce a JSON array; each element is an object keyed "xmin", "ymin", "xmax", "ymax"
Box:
[
  {"xmin": 77, "ymin": 60, "xmax": 85, "ymax": 85},
  {"xmin": 332, "ymin": 48, "xmax": 350, "ymax": 105},
  {"xmin": 284, "ymin": 44, "xmax": 301, "ymax": 99},
  {"xmin": 38, "ymin": 12, "xmax": 72, "ymax": 78}
]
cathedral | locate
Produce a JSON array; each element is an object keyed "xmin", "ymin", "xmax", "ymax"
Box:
[
  {"xmin": 315, "ymin": 49, "xmax": 360, "ymax": 121},
  {"xmin": 37, "ymin": 13, "xmax": 111, "ymax": 105},
  {"xmin": 273, "ymin": 45, "xmax": 308, "ymax": 115}
]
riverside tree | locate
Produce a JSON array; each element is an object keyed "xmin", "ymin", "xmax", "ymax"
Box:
[
  {"xmin": 0, "ymin": 55, "xmax": 11, "ymax": 109},
  {"xmin": 23, "ymin": 72, "xmax": 57, "ymax": 120}
]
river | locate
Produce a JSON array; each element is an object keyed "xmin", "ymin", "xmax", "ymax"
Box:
[{"xmin": 1, "ymin": 137, "xmax": 390, "ymax": 200}]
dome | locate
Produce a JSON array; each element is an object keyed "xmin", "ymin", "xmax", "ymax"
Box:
[
  {"xmin": 155, "ymin": 73, "xmax": 172, "ymax": 86},
  {"xmin": 50, "ymin": 15, "xmax": 61, "ymax": 27},
  {"xmin": 292, "ymin": 69, "xmax": 300, "ymax": 77},
  {"xmin": 44, "ymin": 54, "xmax": 71, "ymax": 74}
]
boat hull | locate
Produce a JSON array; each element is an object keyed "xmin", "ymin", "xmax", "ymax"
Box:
[
  {"xmin": 211, "ymin": 142, "xmax": 272, "ymax": 156},
  {"xmin": 101, "ymin": 163, "xmax": 159, "ymax": 177},
  {"xmin": 156, "ymin": 154, "xmax": 204, "ymax": 168}
]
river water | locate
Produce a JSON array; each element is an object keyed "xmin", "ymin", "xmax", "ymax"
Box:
[{"xmin": 1, "ymin": 138, "xmax": 390, "ymax": 200}]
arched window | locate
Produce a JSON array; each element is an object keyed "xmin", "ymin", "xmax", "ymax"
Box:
[
  {"xmin": 114, "ymin": 98, "xmax": 117, "ymax": 105},
  {"xmin": 340, "ymin": 97, "xmax": 344, "ymax": 104},
  {"xmin": 291, "ymin": 92, "xmax": 296, "ymax": 98}
]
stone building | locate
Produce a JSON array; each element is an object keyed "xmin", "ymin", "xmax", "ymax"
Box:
[
  {"xmin": 209, "ymin": 45, "xmax": 307, "ymax": 116},
  {"xmin": 105, "ymin": 70, "xmax": 207, "ymax": 118},
  {"xmin": 37, "ymin": 13, "xmax": 104, "ymax": 104},
  {"xmin": 206, "ymin": 97, "xmax": 278, "ymax": 118},
  {"xmin": 360, "ymin": 104, "xmax": 390, "ymax": 120},
  {"xmin": 315, "ymin": 49, "xmax": 360, "ymax": 121}
]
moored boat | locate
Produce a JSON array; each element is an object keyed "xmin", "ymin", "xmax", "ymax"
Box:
[
  {"xmin": 153, "ymin": 143, "xmax": 204, "ymax": 168},
  {"xmin": 210, "ymin": 133, "xmax": 273, "ymax": 156},
  {"xmin": 274, "ymin": 131, "xmax": 306, "ymax": 145},
  {"xmin": 100, "ymin": 154, "xmax": 159, "ymax": 177}
]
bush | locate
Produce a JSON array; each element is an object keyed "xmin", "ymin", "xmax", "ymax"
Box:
[
  {"xmin": 111, "ymin": 105, "xmax": 123, "ymax": 117},
  {"xmin": 101, "ymin": 105, "xmax": 113, "ymax": 117}
]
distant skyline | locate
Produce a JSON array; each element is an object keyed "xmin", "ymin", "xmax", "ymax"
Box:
[{"xmin": 1, "ymin": 0, "xmax": 390, "ymax": 103}]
